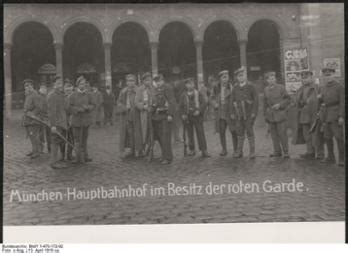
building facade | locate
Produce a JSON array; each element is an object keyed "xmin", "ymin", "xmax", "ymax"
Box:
[{"xmin": 3, "ymin": 3, "xmax": 344, "ymax": 117}]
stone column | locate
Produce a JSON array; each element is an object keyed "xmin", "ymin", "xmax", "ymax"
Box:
[
  {"xmin": 195, "ymin": 40, "xmax": 204, "ymax": 83},
  {"xmin": 150, "ymin": 42, "xmax": 158, "ymax": 76},
  {"xmin": 4, "ymin": 43, "xmax": 12, "ymax": 118},
  {"xmin": 54, "ymin": 42, "xmax": 63, "ymax": 79},
  {"xmin": 104, "ymin": 42, "xmax": 112, "ymax": 87},
  {"xmin": 238, "ymin": 39, "xmax": 247, "ymax": 68}
]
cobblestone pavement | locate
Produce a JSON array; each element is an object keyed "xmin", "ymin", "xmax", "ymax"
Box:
[{"xmin": 3, "ymin": 111, "xmax": 345, "ymax": 225}]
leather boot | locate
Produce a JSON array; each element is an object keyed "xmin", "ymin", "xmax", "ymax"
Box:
[
  {"xmin": 248, "ymin": 136, "xmax": 255, "ymax": 159},
  {"xmin": 50, "ymin": 143, "xmax": 59, "ymax": 165},
  {"xmin": 233, "ymin": 136, "xmax": 244, "ymax": 158},
  {"xmin": 337, "ymin": 139, "xmax": 345, "ymax": 166},
  {"xmin": 321, "ymin": 139, "xmax": 335, "ymax": 163}
]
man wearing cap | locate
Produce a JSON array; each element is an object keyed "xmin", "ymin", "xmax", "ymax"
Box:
[
  {"xmin": 318, "ymin": 66, "xmax": 344, "ymax": 166},
  {"xmin": 47, "ymin": 76, "xmax": 68, "ymax": 169},
  {"xmin": 231, "ymin": 66, "xmax": 258, "ymax": 159},
  {"xmin": 179, "ymin": 78, "xmax": 210, "ymax": 158},
  {"xmin": 67, "ymin": 76, "xmax": 96, "ymax": 164},
  {"xmin": 263, "ymin": 71, "xmax": 291, "ymax": 158},
  {"xmin": 211, "ymin": 70, "xmax": 237, "ymax": 156},
  {"xmin": 37, "ymin": 83, "xmax": 50, "ymax": 154},
  {"xmin": 151, "ymin": 74, "xmax": 176, "ymax": 164},
  {"xmin": 294, "ymin": 70, "xmax": 318, "ymax": 159},
  {"xmin": 117, "ymin": 73, "xmax": 143, "ymax": 158},
  {"xmin": 22, "ymin": 79, "xmax": 45, "ymax": 159},
  {"xmin": 135, "ymin": 72, "xmax": 155, "ymax": 154},
  {"xmin": 103, "ymin": 84, "xmax": 115, "ymax": 126},
  {"xmin": 62, "ymin": 80, "xmax": 75, "ymax": 161}
]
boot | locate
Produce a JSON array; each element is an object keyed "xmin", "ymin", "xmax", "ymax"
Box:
[
  {"xmin": 233, "ymin": 136, "xmax": 244, "ymax": 158},
  {"xmin": 72, "ymin": 143, "xmax": 81, "ymax": 164},
  {"xmin": 337, "ymin": 139, "xmax": 345, "ymax": 167},
  {"xmin": 248, "ymin": 136, "xmax": 255, "ymax": 159},
  {"xmin": 220, "ymin": 133, "xmax": 227, "ymax": 156},
  {"xmin": 50, "ymin": 143, "xmax": 59, "ymax": 165},
  {"xmin": 321, "ymin": 139, "xmax": 335, "ymax": 163},
  {"xmin": 201, "ymin": 150, "xmax": 210, "ymax": 158},
  {"xmin": 231, "ymin": 132, "xmax": 238, "ymax": 156},
  {"xmin": 187, "ymin": 150, "xmax": 196, "ymax": 156}
]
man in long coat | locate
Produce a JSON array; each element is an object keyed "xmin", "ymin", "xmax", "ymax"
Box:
[
  {"xmin": 135, "ymin": 72, "xmax": 155, "ymax": 155},
  {"xmin": 47, "ymin": 76, "xmax": 68, "ymax": 169},
  {"xmin": 103, "ymin": 84, "xmax": 115, "ymax": 125},
  {"xmin": 293, "ymin": 70, "xmax": 318, "ymax": 159},
  {"xmin": 22, "ymin": 79, "xmax": 45, "ymax": 159},
  {"xmin": 117, "ymin": 74, "xmax": 143, "ymax": 158}
]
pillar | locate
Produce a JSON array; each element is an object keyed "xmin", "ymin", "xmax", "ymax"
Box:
[
  {"xmin": 238, "ymin": 39, "xmax": 247, "ymax": 69},
  {"xmin": 4, "ymin": 43, "xmax": 12, "ymax": 118},
  {"xmin": 104, "ymin": 42, "xmax": 112, "ymax": 87},
  {"xmin": 195, "ymin": 40, "xmax": 204, "ymax": 83},
  {"xmin": 150, "ymin": 42, "xmax": 158, "ymax": 76},
  {"xmin": 54, "ymin": 42, "xmax": 63, "ymax": 79}
]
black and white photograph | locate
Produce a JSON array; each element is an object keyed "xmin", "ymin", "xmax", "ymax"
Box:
[{"xmin": 2, "ymin": 2, "xmax": 345, "ymax": 234}]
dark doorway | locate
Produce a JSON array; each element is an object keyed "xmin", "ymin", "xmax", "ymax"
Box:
[
  {"xmin": 158, "ymin": 22, "xmax": 196, "ymax": 82},
  {"xmin": 203, "ymin": 20, "xmax": 240, "ymax": 82},
  {"xmin": 247, "ymin": 20, "xmax": 281, "ymax": 82},
  {"xmin": 111, "ymin": 22, "xmax": 150, "ymax": 90},
  {"xmin": 63, "ymin": 22, "xmax": 104, "ymax": 86}
]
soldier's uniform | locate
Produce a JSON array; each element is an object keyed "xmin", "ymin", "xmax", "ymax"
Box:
[
  {"xmin": 294, "ymin": 70, "xmax": 318, "ymax": 159},
  {"xmin": 37, "ymin": 84, "xmax": 50, "ymax": 154},
  {"xmin": 103, "ymin": 85, "xmax": 115, "ymax": 125},
  {"xmin": 263, "ymin": 71, "xmax": 291, "ymax": 158},
  {"xmin": 61, "ymin": 80, "xmax": 74, "ymax": 161},
  {"xmin": 231, "ymin": 67, "xmax": 259, "ymax": 158},
  {"xmin": 211, "ymin": 70, "xmax": 237, "ymax": 156},
  {"xmin": 47, "ymin": 77, "xmax": 68, "ymax": 169},
  {"xmin": 22, "ymin": 79, "xmax": 45, "ymax": 159},
  {"xmin": 67, "ymin": 76, "xmax": 96, "ymax": 164},
  {"xmin": 319, "ymin": 67, "xmax": 345, "ymax": 166},
  {"xmin": 179, "ymin": 78, "xmax": 210, "ymax": 157},
  {"xmin": 151, "ymin": 74, "xmax": 176, "ymax": 164}
]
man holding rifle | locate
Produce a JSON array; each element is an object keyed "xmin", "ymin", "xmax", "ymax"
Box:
[
  {"xmin": 151, "ymin": 74, "xmax": 176, "ymax": 165},
  {"xmin": 22, "ymin": 79, "xmax": 45, "ymax": 159},
  {"xmin": 135, "ymin": 72, "xmax": 155, "ymax": 159},
  {"xmin": 179, "ymin": 78, "xmax": 210, "ymax": 158},
  {"xmin": 231, "ymin": 66, "xmax": 258, "ymax": 159},
  {"xmin": 318, "ymin": 66, "xmax": 345, "ymax": 167},
  {"xmin": 47, "ymin": 76, "xmax": 68, "ymax": 169}
]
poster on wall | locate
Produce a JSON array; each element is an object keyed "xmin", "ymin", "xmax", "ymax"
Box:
[
  {"xmin": 284, "ymin": 48, "xmax": 309, "ymax": 94},
  {"xmin": 323, "ymin": 58, "xmax": 341, "ymax": 77}
]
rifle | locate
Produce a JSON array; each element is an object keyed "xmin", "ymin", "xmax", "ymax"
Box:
[
  {"xmin": 26, "ymin": 114, "xmax": 75, "ymax": 149},
  {"xmin": 182, "ymin": 119, "xmax": 188, "ymax": 156},
  {"xmin": 146, "ymin": 109, "xmax": 155, "ymax": 162},
  {"xmin": 309, "ymin": 104, "xmax": 325, "ymax": 134}
]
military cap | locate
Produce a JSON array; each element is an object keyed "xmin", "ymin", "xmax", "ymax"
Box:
[
  {"xmin": 301, "ymin": 70, "xmax": 313, "ymax": 77},
  {"xmin": 125, "ymin": 73, "xmax": 136, "ymax": 80},
  {"xmin": 184, "ymin": 77, "xmax": 194, "ymax": 84},
  {"xmin": 153, "ymin": 74, "xmax": 164, "ymax": 82},
  {"xmin": 234, "ymin": 66, "xmax": 246, "ymax": 76},
  {"xmin": 23, "ymin": 79, "xmax": 34, "ymax": 86},
  {"xmin": 321, "ymin": 66, "xmax": 335, "ymax": 73},
  {"xmin": 75, "ymin": 75, "xmax": 86, "ymax": 87},
  {"xmin": 264, "ymin": 71, "xmax": 276, "ymax": 79},
  {"xmin": 218, "ymin": 70, "xmax": 229, "ymax": 77},
  {"xmin": 141, "ymin": 72, "xmax": 152, "ymax": 81}
]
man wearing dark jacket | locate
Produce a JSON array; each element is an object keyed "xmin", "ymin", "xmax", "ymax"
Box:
[
  {"xmin": 179, "ymin": 78, "xmax": 210, "ymax": 158},
  {"xmin": 47, "ymin": 76, "xmax": 68, "ymax": 169},
  {"xmin": 231, "ymin": 67, "xmax": 259, "ymax": 159},
  {"xmin": 151, "ymin": 74, "xmax": 177, "ymax": 164},
  {"xmin": 103, "ymin": 84, "xmax": 115, "ymax": 125},
  {"xmin": 67, "ymin": 76, "xmax": 96, "ymax": 164},
  {"xmin": 23, "ymin": 79, "xmax": 45, "ymax": 159}
]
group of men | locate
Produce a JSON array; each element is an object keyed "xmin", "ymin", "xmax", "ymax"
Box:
[{"xmin": 22, "ymin": 64, "xmax": 345, "ymax": 168}]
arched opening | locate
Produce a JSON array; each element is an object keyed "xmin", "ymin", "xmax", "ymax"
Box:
[
  {"xmin": 11, "ymin": 21, "xmax": 55, "ymax": 107},
  {"xmin": 111, "ymin": 22, "xmax": 150, "ymax": 91},
  {"xmin": 158, "ymin": 22, "xmax": 196, "ymax": 82},
  {"xmin": 203, "ymin": 20, "xmax": 240, "ymax": 84},
  {"xmin": 247, "ymin": 20, "xmax": 281, "ymax": 83},
  {"xmin": 63, "ymin": 22, "xmax": 104, "ymax": 86}
]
